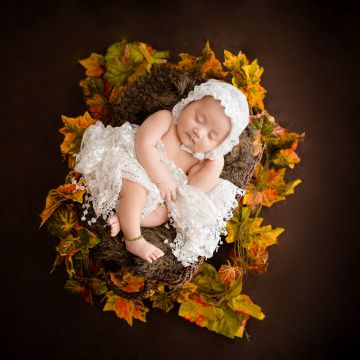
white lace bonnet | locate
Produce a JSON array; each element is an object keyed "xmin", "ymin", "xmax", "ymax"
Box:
[{"xmin": 172, "ymin": 79, "xmax": 249, "ymax": 160}]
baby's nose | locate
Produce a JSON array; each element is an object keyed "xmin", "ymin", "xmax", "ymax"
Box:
[{"xmin": 194, "ymin": 128, "xmax": 204, "ymax": 139}]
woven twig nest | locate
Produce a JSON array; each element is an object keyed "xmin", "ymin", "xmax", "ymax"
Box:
[{"xmin": 82, "ymin": 64, "xmax": 261, "ymax": 299}]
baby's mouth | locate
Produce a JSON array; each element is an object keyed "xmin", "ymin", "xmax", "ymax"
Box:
[{"xmin": 187, "ymin": 133, "xmax": 196, "ymax": 143}]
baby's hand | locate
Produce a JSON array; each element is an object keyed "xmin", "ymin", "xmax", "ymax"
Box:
[{"xmin": 156, "ymin": 178, "xmax": 178, "ymax": 203}]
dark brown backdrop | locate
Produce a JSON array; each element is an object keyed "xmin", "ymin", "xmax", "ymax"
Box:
[{"xmin": 1, "ymin": 0, "xmax": 358, "ymax": 358}]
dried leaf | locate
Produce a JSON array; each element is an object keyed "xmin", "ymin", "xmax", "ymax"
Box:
[
  {"xmin": 88, "ymin": 278, "xmax": 107, "ymax": 295},
  {"xmin": 46, "ymin": 203, "xmax": 77, "ymax": 238},
  {"xmin": 218, "ymin": 262, "xmax": 242, "ymax": 287},
  {"xmin": 172, "ymin": 282, "xmax": 198, "ymax": 304},
  {"xmin": 177, "ymin": 41, "xmax": 228, "ymax": 78},
  {"xmin": 59, "ymin": 111, "xmax": 97, "ymax": 155},
  {"xmin": 79, "ymin": 53, "xmax": 105, "ymax": 77},
  {"xmin": 56, "ymin": 227, "xmax": 100, "ymax": 259},
  {"xmin": 103, "ymin": 291, "xmax": 149, "ymax": 326},
  {"xmin": 244, "ymin": 165, "xmax": 302, "ymax": 207},
  {"xmin": 40, "ymin": 183, "xmax": 85, "ymax": 227},
  {"xmin": 109, "ymin": 272, "xmax": 144, "ymax": 293},
  {"xmin": 150, "ymin": 290, "xmax": 175, "ymax": 313}
]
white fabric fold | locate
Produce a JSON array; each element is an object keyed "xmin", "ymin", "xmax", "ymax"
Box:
[{"xmin": 75, "ymin": 121, "xmax": 245, "ymax": 267}]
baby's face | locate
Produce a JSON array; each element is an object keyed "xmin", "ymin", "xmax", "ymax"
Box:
[{"xmin": 176, "ymin": 96, "xmax": 231, "ymax": 154}]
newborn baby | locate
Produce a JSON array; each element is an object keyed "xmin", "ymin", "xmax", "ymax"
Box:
[{"xmin": 75, "ymin": 79, "xmax": 249, "ymax": 266}]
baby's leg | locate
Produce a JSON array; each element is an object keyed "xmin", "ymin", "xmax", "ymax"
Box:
[
  {"xmin": 107, "ymin": 213, "xmax": 121, "ymax": 237},
  {"xmin": 140, "ymin": 204, "xmax": 169, "ymax": 227},
  {"xmin": 118, "ymin": 178, "xmax": 164, "ymax": 263},
  {"xmin": 108, "ymin": 203, "xmax": 169, "ymax": 235}
]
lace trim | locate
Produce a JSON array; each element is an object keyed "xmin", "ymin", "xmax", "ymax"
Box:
[{"xmin": 156, "ymin": 138, "xmax": 246, "ymax": 267}]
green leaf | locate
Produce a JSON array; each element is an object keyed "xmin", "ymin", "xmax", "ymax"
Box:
[
  {"xmin": 46, "ymin": 204, "xmax": 77, "ymax": 238},
  {"xmin": 178, "ymin": 294, "xmax": 223, "ymax": 327},
  {"xmin": 191, "ymin": 263, "xmax": 226, "ymax": 293},
  {"xmin": 227, "ymin": 294, "xmax": 265, "ymax": 320}
]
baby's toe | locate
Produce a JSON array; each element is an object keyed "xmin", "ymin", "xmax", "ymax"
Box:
[
  {"xmin": 148, "ymin": 253, "xmax": 158, "ymax": 262},
  {"xmin": 155, "ymin": 249, "xmax": 164, "ymax": 257}
]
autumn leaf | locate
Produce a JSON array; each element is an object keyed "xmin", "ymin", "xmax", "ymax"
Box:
[
  {"xmin": 247, "ymin": 246, "xmax": 269, "ymax": 273},
  {"xmin": 223, "ymin": 50, "xmax": 266, "ymax": 110},
  {"xmin": 191, "ymin": 263, "xmax": 226, "ymax": 293},
  {"xmin": 178, "ymin": 293, "xmax": 223, "ymax": 327},
  {"xmin": 179, "ymin": 293, "xmax": 248, "ymax": 339},
  {"xmin": 79, "ymin": 53, "xmax": 105, "ymax": 77},
  {"xmin": 138, "ymin": 42, "xmax": 168, "ymax": 70},
  {"xmin": 246, "ymin": 216, "xmax": 284, "ymax": 249},
  {"xmin": 150, "ymin": 284, "xmax": 176, "ymax": 313},
  {"xmin": 272, "ymin": 141, "xmax": 300, "ymax": 169},
  {"xmin": 104, "ymin": 40, "xmax": 132, "ymax": 87},
  {"xmin": 171, "ymin": 282, "xmax": 198, "ymax": 304},
  {"xmin": 56, "ymin": 227, "xmax": 100, "ymax": 260},
  {"xmin": 206, "ymin": 302, "xmax": 247, "ymax": 339},
  {"xmin": 244, "ymin": 165, "xmax": 302, "ymax": 207},
  {"xmin": 103, "ymin": 291, "xmax": 149, "ymax": 326},
  {"xmin": 87, "ymin": 277, "xmax": 107, "ymax": 295},
  {"xmin": 46, "ymin": 203, "xmax": 78, "ymax": 238},
  {"xmin": 218, "ymin": 261, "xmax": 242, "ymax": 287},
  {"xmin": 59, "ymin": 111, "xmax": 97, "ymax": 156},
  {"xmin": 109, "ymin": 272, "xmax": 145, "ymax": 293},
  {"xmin": 270, "ymin": 131, "xmax": 305, "ymax": 169},
  {"xmin": 227, "ymin": 294, "xmax": 265, "ymax": 320},
  {"xmin": 40, "ymin": 183, "xmax": 85, "ymax": 227},
  {"xmin": 108, "ymin": 85, "xmax": 125, "ymax": 104},
  {"xmin": 79, "ymin": 77, "xmax": 104, "ymax": 97},
  {"xmin": 225, "ymin": 207, "xmax": 242, "ymax": 244},
  {"xmin": 64, "ymin": 278, "xmax": 85, "ymax": 294},
  {"xmin": 176, "ymin": 41, "xmax": 228, "ymax": 78},
  {"xmin": 104, "ymin": 40, "xmax": 168, "ymax": 87},
  {"xmin": 252, "ymin": 130, "xmax": 263, "ymax": 156},
  {"xmin": 223, "ymin": 50, "xmax": 249, "ymax": 76}
]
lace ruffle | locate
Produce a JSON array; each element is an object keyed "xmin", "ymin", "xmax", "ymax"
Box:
[
  {"xmin": 75, "ymin": 121, "xmax": 246, "ymax": 267},
  {"xmin": 74, "ymin": 121, "xmax": 164, "ymax": 224},
  {"xmin": 156, "ymin": 140, "xmax": 246, "ymax": 267}
]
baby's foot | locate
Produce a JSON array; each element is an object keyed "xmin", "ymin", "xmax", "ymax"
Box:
[
  {"xmin": 107, "ymin": 214, "xmax": 121, "ymax": 237},
  {"xmin": 123, "ymin": 235, "xmax": 164, "ymax": 263}
]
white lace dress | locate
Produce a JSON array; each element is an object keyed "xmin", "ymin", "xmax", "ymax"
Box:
[{"xmin": 75, "ymin": 121, "xmax": 245, "ymax": 267}]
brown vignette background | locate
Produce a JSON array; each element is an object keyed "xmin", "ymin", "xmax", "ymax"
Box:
[{"xmin": 0, "ymin": 0, "xmax": 358, "ymax": 358}]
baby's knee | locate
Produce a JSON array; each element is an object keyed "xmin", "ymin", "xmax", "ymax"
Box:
[
  {"xmin": 140, "ymin": 204, "xmax": 169, "ymax": 227},
  {"xmin": 120, "ymin": 178, "xmax": 147, "ymax": 199}
]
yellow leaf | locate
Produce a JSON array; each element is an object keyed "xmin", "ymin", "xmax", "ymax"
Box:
[
  {"xmin": 223, "ymin": 50, "xmax": 266, "ymax": 110},
  {"xmin": 176, "ymin": 41, "xmax": 228, "ymax": 78},
  {"xmin": 178, "ymin": 294, "xmax": 223, "ymax": 327},
  {"xmin": 244, "ymin": 165, "xmax": 301, "ymax": 207},
  {"xmin": 79, "ymin": 53, "xmax": 105, "ymax": 77},
  {"xmin": 227, "ymin": 294, "xmax": 265, "ymax": 320},
  {"xmin": 171, "ymin": 282, "xmax": 198, "ymax": 304},
  {"xmin": 59, "ymin": 111, "xmax": 97, "ymax": 155}
]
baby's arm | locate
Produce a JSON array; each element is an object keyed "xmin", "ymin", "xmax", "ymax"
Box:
[
  {"xmin": 188, "ymin": 157, "xmax": 224, "ymax": 193},
  {"xmin": 135, "ymin": 110, "xmax": 177, "ymax": 201}
]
